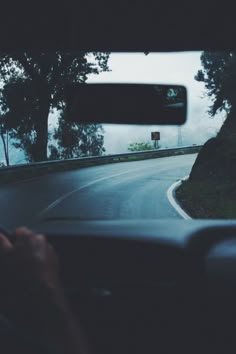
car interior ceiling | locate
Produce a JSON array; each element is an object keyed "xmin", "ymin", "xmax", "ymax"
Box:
[
  {"xmin": 1, "ymin": 2, "xmax": 236, "ymax": 354},
  {"xmin": 0, "ymin": 1, "xmax": 235, "ymax": 52}
]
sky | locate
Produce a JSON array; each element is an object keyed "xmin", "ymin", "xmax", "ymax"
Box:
[
  {"xmin": 87, "ymin": 52, "xmax": 224, "ymax": 153},
  {"xmin": 0, "ymin": 52, "xmax": 224, "ymax": 164}
]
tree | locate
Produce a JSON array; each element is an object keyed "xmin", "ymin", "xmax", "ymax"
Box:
[
  {"xmin": 195, "ymin": 52, "xmax": 236, "ymax": 115},
  {"xmin": 128, "ymin": 141, "xmax": 155, "ymax": 152},
  {"xmin": 190, "ymin": 51, "xmax": 236, "ymax": 181},
  {"xmin": 0, "ymin": 113, "xmax": 10, "ymax": 166},
  {"xmin": 0, "ymin": 78, "xmax": 47, "ymax": 162},
  {"xmin": 0, "ymin": 52, "xmax": 110, "ymax": 162},
  {"xmin": 195, "ymin": 52, "xmax": 236, "ymax": 139},
  {"xmin": 49, "ymin": 113, "xmax": 105, "ymax": 159}
]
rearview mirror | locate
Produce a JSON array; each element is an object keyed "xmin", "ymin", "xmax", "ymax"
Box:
[{"xmin": 65, "ymin": 84, "xmax": 187, "ymax": 125}]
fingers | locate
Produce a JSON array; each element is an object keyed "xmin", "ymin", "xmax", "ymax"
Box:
[
  {"xmin": 14, "ymin": 227, "xmax": 55, "ymax": 262},
  {"xmin": 0, "ymin": 233, "xmax": 13, "ymax": 253},
  {"xmin": 0, "ymin": 227, "xmax": 62, "ymax": 314},
  {"xmin": 15, "ymin": 227, "xmax": 32, "ymax": 236},
  {"xmin": 31, "ymin": 234, "xmax": 49, "ymax": 261},
  {"xmin": 15, "ymin": 227, "xmax": 45, "ymax": 247},
  {"xmin": 15, "ymin": 227, "xmax": 35, "ymax": 241},
  {"xmin": 15, "ymin": 227, "xmax": 45, "ymax": 241}
]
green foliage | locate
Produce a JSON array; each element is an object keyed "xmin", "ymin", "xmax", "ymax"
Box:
[
  {"xmin": 0, "ymin": 52, "xmax": 110, "ymax": 162},
  {"xmin": 195, "ymin": 52, "xmax": 236, "ymax": 116},
  {"xmin": 49, "ymin": 113, "xmax": 105, "ymax": 160},
  {"xmin": 176, "ymin": 179, "xmax": 236, "ymax": 219},
  {"xmin": 189, "ymin": 52, "xmax": 236, "ymax": 186},
  {"xmin": 0, "ymin": 78, "xmax": 48, "ymax": 162},
  {"xmin": 128, "ymin": 141, "xmax": 155, "ymax": 152}
]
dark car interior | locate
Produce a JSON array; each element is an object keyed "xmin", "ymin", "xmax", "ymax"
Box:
[{"xmin": 1, "ymin": 1, "xmax": 236, "ymax": 353}]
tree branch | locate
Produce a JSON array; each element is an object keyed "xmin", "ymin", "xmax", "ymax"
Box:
[{"xmin": 13, "ymin": 53, "xmax": 39, "ymax": 79}]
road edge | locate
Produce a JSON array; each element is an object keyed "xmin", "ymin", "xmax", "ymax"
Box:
[
  {"xmin": 167, "ymin": 176, "xmax": 192, "ymax": 220},
  {"xmin": 0, "ymin": 147, "xmax": 202, "ymax": 186}
]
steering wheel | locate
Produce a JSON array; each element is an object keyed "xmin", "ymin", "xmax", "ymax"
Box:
[{"xmin": 186, "ymin": 224, "xmax": 236, "ymax": 277}]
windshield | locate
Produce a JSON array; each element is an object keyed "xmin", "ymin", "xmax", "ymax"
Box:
[{"xmin": 0, "ymin": 51, "xmax": 232, "ymax": 229}]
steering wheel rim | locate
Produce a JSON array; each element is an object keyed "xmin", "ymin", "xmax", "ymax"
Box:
[{"xmin": 187, "ymin": 224, "xmax": 236, "ymax": 257}]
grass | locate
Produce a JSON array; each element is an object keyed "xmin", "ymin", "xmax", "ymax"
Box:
[{"xmin": 176, "ymin": 179, "xmax": 236, "ymax": 219}]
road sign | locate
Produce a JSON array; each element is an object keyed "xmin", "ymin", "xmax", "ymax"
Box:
[{"xmin": 151, "ymin": 132, "xmax": 160, "ymax": 140}]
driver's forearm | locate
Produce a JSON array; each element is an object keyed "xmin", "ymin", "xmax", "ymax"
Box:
[
  {"xmin": 32, "ymin": 286, "xmax": 91, "ymax": 354},
  {"xmin": 50, "ymin": 302, "xmax": 90, "ymax": 354}
]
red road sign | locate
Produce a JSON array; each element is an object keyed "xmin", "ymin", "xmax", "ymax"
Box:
[{"xmin": 151, "ymin": 132, "xmax": 160, "ymax": 140}]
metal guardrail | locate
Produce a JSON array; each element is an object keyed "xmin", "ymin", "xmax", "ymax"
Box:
[{"xmin": 0, "ymin": 145, "xmax": 202, "ymax": 177}]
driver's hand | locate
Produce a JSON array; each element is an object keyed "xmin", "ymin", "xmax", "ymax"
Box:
[
  {"xmin": 0, "ymin": 227, "xmax": 90, "ymax": 354},
  {"xmin": 0, "ymin": 227, "xmax": 60, "ymax": 287},
  {"xmin": 0, "ymin": 227, "xmax": 65, "ymax": 326}
]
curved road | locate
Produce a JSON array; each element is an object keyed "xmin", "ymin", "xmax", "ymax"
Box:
[{"xmin": 0, "ymin": 154, "xmax": 197, "ymax": 230}]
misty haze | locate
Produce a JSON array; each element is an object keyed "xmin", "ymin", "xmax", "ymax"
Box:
[{"xmin": 0, "ymin": 52, "xmax": 224, "ymax": 165}]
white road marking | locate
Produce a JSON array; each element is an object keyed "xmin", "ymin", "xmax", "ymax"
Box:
[
  {"xmin": 35, "ymin": 155, "xmax": 196, "ymax": 220},
  {"xmin": 166, "ymin": 175, "xmax": 192, "ymax": 220},
  {"xmin": 36, "ymin": 167, "xmax": 151, "ymax": 218}
]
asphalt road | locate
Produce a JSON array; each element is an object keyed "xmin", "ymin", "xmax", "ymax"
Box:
[{"xmin": 0, "ymin": 154, "xmax": 197, "ymax": 230}]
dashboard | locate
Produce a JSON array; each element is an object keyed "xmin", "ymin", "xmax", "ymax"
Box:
[{"xmin": 30, "ymin": 219, "xmax": 236, "ymax": 354}]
